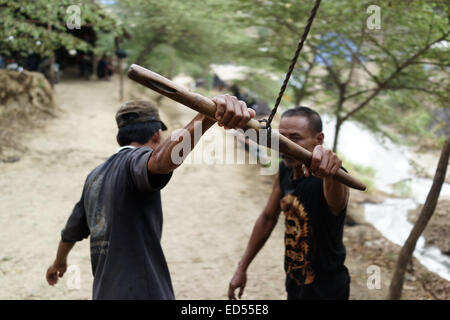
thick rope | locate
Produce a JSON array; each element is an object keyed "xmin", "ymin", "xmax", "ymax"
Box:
[{"xmin": 266, "ymin": 0, "xmax": 321, "ymax": 127}]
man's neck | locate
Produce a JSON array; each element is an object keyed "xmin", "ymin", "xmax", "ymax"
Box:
[
  {"xmin": 292, "ymin": 166, "xmax": 304, "ymax": 180},
  {"xmin": 130, "ymin": 141, "xmax": 158, "ymax": 149},
  {"xmin": 130, "ymin": 142, "xmax": 143, "ymax": 148}
]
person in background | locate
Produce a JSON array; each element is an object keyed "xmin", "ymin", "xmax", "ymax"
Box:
[{"xmin": 228, "ymin": 106, "xmax": 350, "ymax": 300}]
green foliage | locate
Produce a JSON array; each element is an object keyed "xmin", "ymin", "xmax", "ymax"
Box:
[
  {"xmin": 95, "ymin": 31, "xmax": 117, "ymax": 56},
  {"xmin": 392, "ymin": 179, "xmax": 413, "ymax": 197},
  {"xmin": 233, "ymin": 73, "xmax": 281, "ymax": 103},
  {"xmin": 0, "ymin": 0, "xmax": 124, "ymax": 56},
  {"xmin": 2, "ymin": 0, "xmax": 448, "ymax": 152},
  {"xmin": 338, "ymin": 153, "xmax": 376, "ymax": 192},
  {"xmin": 227, "ymin": 0, "xmax": 450, "ymax": 150},
  {"xmin": 113, "ymin": 0, "xmax": 248, "ymax": 78}
]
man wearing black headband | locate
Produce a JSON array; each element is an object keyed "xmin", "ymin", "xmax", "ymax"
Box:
[{"xmin": 46, "ymin": 96, "xmax": 255, "ymax": 300}]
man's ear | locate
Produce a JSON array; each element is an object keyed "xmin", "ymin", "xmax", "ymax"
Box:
[
  {"xmin": 315, "ymin": 132, "xmax": 324, "ymax": 145},
  {"xmin": 151, "ymin": 130, "xmax": 161, "ymax": 145}
]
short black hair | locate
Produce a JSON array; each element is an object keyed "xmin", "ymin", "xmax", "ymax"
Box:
[
  {"xmin": 116, "ymin": 121, "xmax": 161, "ymax": 146},
  {"xmin": 281, "ymin": 106, "xmax": 322, "ymax": 134}
]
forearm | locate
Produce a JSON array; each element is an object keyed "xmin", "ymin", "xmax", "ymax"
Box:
[
  {"xmin": 149, "ymin": 113, "xmax": 215, "ymax": 174},
  {"xmin": 323, "ymin": 177, "xmax": 349, "ymax": 215},
  {"xmin": 238, "ymin": 214, "xmax": 278, "ymax": 272},
  {"xmin": 54, "ymin": 240, "xmax": 75, "ymax": 264}
]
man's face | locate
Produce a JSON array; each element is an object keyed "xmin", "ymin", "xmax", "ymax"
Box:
[{"xmin": 279, "ymin": 115, "xmax": 323, "ymax": 168}]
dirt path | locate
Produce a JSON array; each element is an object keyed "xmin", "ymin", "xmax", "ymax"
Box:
[
  {"xmin": 0, "ymin": 77, "xmax": 286, "ymax": 299},
  {"xmin": 0, "ymin": 76, "xmax": 445, "ymax": 300},
  {"xmin": 0, "ymin": 78, "xmax": 120, "ymax": 299},
  {"xmin": 156, "ymin": 90, "xmax": 286, "ymax": 300}
]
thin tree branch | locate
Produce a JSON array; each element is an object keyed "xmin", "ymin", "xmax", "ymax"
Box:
[
  {"xmin": 342, "ymin": 31, "xmax": 450, "ymax": 122},
  {"xmin": 312, "ymin": 47, "xmax": 343, "ymax": 87},
  {"xmin": 292, "ymin": 47, "xmax": 318, "ymax": 105},
  {"xmin": 273, "ymin": 13, "xmax": 304, "ymax": 35},
  {"xmin": 335, "ymin": 32, "xmax": 381, "ymax": 86},
  {"xmin": 385, "ymin": 85, "xmax": 446, "ymax": 97},
  {"xmin": 341, "ymin": 88, "xmax": 382, "ymax": 122},
  {"xmin": 382, "ymin": 31, "xmax": 450, "ymax": 85},
  {"xmin": 365, "ymin": 34, "xmax": 400, "ymax": 69},
  {"xmin": 343, "ymin": 23, "xmax": 366, "ymax": 87},
  {"xmin": 411, "ymin": 61, "xmax": 450, "ymax": 68},
  {"xmin": 344, "ymin": 87, "xmax": 378, "ymax": 100}
]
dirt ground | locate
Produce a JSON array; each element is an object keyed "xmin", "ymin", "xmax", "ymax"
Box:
[{"xmin": 0, "ymin": 76, "xmax": 447, "ymax": 299}]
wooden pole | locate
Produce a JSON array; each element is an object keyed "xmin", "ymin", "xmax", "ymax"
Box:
[
  {"xmin": 119, "ymin": 57, "xmax": 124, "ymax": 101},
  {"xmin": 47, "ymin": 15, "xmax": 54, "ymax": 87},
  {"xmin": 115, "ymin": 36, "xmax": 124, "ymax": 101},
  {"xmin": 388, "ymin": 137, "xmax": 450, "ymax": 299},
  {"xmin": 127, "ymin": 64, "xmax": 367, "ymax": 191}
]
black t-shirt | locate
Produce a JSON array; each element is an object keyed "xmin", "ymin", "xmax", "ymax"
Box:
[
  {"xmin": 61, "ymin": 146, "xmax": 174, "ymax": 300},
  {"xmin": 278, "ymin": 160, "xmax": 350, "ymax": 299}
]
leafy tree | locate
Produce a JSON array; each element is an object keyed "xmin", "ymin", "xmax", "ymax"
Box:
[
  {"xmin": 230, "ymin": 0, "xmax": 450, "ymax": 151},
  {"xmin": 0, "ymin": 0, "xmax": 124, "ymax": 57},
  {"xmin": 113, "ymin": 0, "xmax": 252, "ymax": 79}
]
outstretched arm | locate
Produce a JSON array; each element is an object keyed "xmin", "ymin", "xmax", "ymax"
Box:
[
  {"xmin": 228, "ymin": 175, "xmax": 281, "ymax": 300},
  {"xmin": 304, "ymin": 145, "xmax": 349, "ymax": 215},
  {"xmin": 148, "ymin": 94, "xmax": 255, "ymax": 175}
]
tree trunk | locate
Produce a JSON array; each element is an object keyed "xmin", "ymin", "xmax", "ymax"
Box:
[
  {"xmin": 92, "ymin": 55, "xmax": 98, "ymax": 80},
  {"xmin": 294, "ymin": 86, "xmax": 306, "ymax": 106},
  {"xmin": 47, "ymin": 21, "xmax": 54, "ymax": 87},
  {"xmin": 115, "ymin": 37, "xmax": 124, "ymax": 101},
  {"xmin": 168, "ymin": 50, "xmax": 175, "ymax": 80},
  {"xmin": 136, "ymin": 47, "xmax": 150, "ymax": 66},
  {"xmin": 135, "ymin": 31, "xmax": 166, "ymax": 66},
  {"xmin": 48, "ymin": 55, "xmax": 55, "ymax": 87},
  {"xmin": 135, "ymin": 39, "xmax": 159, "ymax": 65},
  {"xmin": 119, "ymin": 58, "xmax": 124, "ymax": 101},
  {"xmin": 332, "ymin": 117, "xmax": 342, "ymax": 153},
  {"xmin": 388, "ymin": 137, "xmax": 450, "ymax": 300}
]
